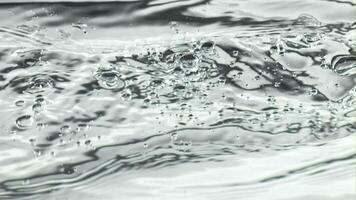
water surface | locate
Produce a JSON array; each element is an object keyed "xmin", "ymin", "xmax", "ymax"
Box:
[{"xmin": 0, "ymin": 0, "xmax": 355, "ymax": 199}]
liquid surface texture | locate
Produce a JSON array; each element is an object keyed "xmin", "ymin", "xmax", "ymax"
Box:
[{"xmin": 0, "ymin": 0, "xmax": 355, "ymax": 200}]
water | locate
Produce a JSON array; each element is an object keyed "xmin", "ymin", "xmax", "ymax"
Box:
[{"xmin": 0, "ymin": 0, "xmax": 355, "ymax": 199}]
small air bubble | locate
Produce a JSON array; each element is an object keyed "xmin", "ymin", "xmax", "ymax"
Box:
[
  {"xmin": 33, "ymin": 149, "xmax": 42, "ymax": 157},
  {"xmin": 169, "ymin": 21, "xmax": 179, "ymax": 33},
  {"xmin": 36, "ymin": 122, "xmax": 46, "ymax": 130},
  {"xmin": 274, "ymin": 82, "xmax": 281, "ymax": 88},
  {"xmin": 15, "ymin": 115, "xmax": 34, "ymax": 129},
  {"xmin": 232, "ymin": 50, "xmax": 239, "ymax": 57},
  {"xmin": 29, "ymin": 138, "xmax": 36, "ymax": 146},
  {"xmin": 77, "ymin": 123, "xmax": 90, "ymax": 132},
  {"xmin": 60, "ymin": 125, "xmax": 71, "ymax": 134},
  {"xmin": 32, "ymin": 103, "xmax": 44, "ymax": 113},
  {"xmin": 84, "ymin": 140, "xmax": 91, "ymax": 145},
  {"xmin": 308, "ymin": 88, "xmax": 318, "ymax": 96},
  {"xmin": 15, "ymin": 100, "xmax": 25, "ymax": 107}
]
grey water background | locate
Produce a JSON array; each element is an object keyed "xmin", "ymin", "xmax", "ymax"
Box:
[{"xmin": 0, "ymin": 0, "xmax": 355, "ymax": 199}]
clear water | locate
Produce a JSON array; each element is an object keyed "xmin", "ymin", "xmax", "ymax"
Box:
[{"xmin": 0, "ymin": 0, "xmax": 355, "ymax": 199}]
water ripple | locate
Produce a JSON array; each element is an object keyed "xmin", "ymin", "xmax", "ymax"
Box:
[{"xmin": 0, "ymin": 0, "xmax": 354, "ymax": 199}]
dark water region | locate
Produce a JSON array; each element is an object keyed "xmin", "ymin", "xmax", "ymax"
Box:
[{"xmin": 0, "ymin": 0, "xmax": 355, "ymax": 199}]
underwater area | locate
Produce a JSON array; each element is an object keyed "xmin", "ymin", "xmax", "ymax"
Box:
[{"xmin": 0, "ymin": 0, "xmax": 355, "ymax": 199}]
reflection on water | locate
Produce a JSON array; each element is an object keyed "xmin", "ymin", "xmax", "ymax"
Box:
[{"xmin": 0, "ymin": 0, "xmax": 355, "ymax": 199}]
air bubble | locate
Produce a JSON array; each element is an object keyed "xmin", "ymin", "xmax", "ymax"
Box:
[
  {"xmin": 274, "ymin": 82, "xmax": 281, "ymax": 88},
  {"xmin": 302, "ymin": 32, "xmax": 322, "ymax": 44},
  {"xmin": 201, "ymin": 41, "xmax": 215, "ymax": 53},
  {"xmin": 25, "ymin": 76, "xmax": 55, "ymax": 94},
  {"xmin": 94, "ymin": 68, "xmax": 125, "ymax": 90},
  {"xmin": 267, "ymin": 96, "xmax": 276, "ymax": 104},
  {"xmin": 72, "ymin": 23, "xmax": 88, "ymax": 34},
  {"xmin": 180, "ymin": 53, "xmax": 198, "ymax": 67},
  {"xmin": 60, "ymin": 125, "xmax": 71, "ymax": 134},
  {"xmin": 84, "ymin": 140, "xmax": 91, "ymax": 146},
  {"xmin": 15, "ymin": 100, "xmax": 25, "ymax": 107},
  {"xmin": 295, "ymin": 14, "xmax": 322, "ymax": 27},
  {"xmin": 77, "ymin": 123, "xmax": 90, "ymax": 132},
  {"xmin": 32, "ymin": 103, "xmax": 44, "ymax": 113},
  {"xmin": 232, "ymin": 50, "xmax": 239, "ymax": 57},
  {"xmin": 308, "ymin": 88, "xmax": 318, "ymax": 96},
  {"xmin": 15, "ymin": 115, "xmax": 34, "ymax": 129},
  {"xmin": 169, "ymin": 21, "xmax": 179, "ymax": 33},
  {"xmin": 33, "ymin": 149, "xmax": 42, "ymax": 157},
  {"xmin": 121, "ymin": 90, "xmax": 132, "ymax": 100},
  {"xmin": 36, "ymin": 122, "xmax": 46, "ymax": 130},
  {"xmin": 320, "ymin": 57, "xmax": 328, "ymax": 69},
  {"xmin": 143, "ymin": 143, "xmax": 149, "ymax": 148},
  {"xmin": 331, "ymin": 55, "xmax": 356, "ymax": 76},
  {"xmin": 29, "ymin": 138, "xmax": 36, "ymax": 146}
]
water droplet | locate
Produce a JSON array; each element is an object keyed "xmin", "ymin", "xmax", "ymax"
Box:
[
  {"xmin": 295, "ymin": 14, "xmax": 322, "ymax": 27},
  {"xmin": 15, "ymin": 115, "xmax": 34, "ymax": 129},
  {"xmin": 94, "ymin": 68, "xmax": 125, "ymax": 90}
]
